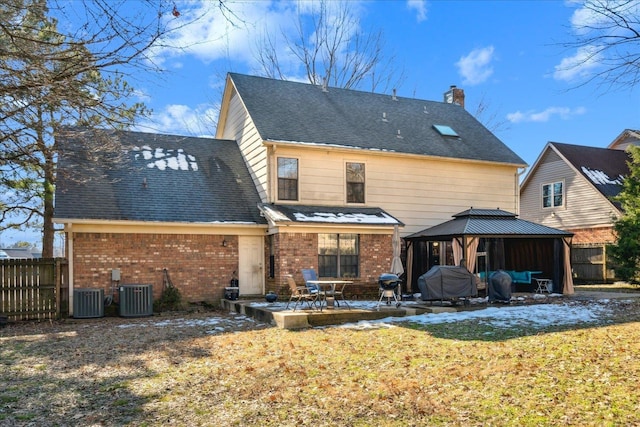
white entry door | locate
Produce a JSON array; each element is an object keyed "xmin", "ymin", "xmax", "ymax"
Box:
[{"xmin": 238, "ymin": 235, "xmax": 264, "ymax": 295}]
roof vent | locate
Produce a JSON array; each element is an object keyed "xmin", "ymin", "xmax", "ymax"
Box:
[
  {"xmin": 382, "ymin": 112, "xmax": 388, "ymax": 122},
  {"xmin": 392, "ymin": 88, "xmax": 397, "ymax": 101},
  {"xmin": 322, "ymin": 77, "xmax": 328, "ymax": 93},
  {"xmin": 423, "ymin": 106, "xmax": 429, "ymax": 114},
  {"xmin": 396, "ymin": 129, "xmax": 403, "ymax": 139}
]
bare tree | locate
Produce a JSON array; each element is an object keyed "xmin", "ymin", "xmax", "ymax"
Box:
[
  {"xmin": 0, "ymin": 0, "xmax": 220, "ymax": 256},
  {"xmin": 560, "ymin": 0, "xmax": 640, "ymax": 91},
  {"xmin": 0, "ymin": 0, "xmax": 163, "ymax": 256},
  {"xmin": 472, "ymin": 93, "xmax": 511, "ymax": 134},
  {"xmin": 254, "ymin": 0, "xmax": 404, "ymax": 92}
]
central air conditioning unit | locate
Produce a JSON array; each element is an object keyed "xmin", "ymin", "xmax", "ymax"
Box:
[
  {"xmin": 119, "ymin": 284, "xmax": 153, "ymax": 317},
  {"xmin": 73, "ymin": 288, "xmax": 105, "ymax": 318}
]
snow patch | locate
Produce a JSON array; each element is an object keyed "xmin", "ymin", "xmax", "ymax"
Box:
[
  {"xmin": 581, "ymin": 166, "xmax": 623, "ymax": 185},
  {"xmin": 132, "ymin": 146, "xmax": 198, "ymax": 171}
]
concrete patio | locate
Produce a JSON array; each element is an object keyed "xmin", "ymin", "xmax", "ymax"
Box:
[
  {"xmin": 221, "ymin": 294, "xmax": 540, "ymax": 330},
  {"xmin": 221, "ymin": 288, "xmax": 640, "ymax": 330}
]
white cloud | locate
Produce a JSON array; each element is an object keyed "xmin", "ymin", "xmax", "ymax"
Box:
[
  {"xmin": 149, "ymin": 1, "xmax": 297, "ymax": 68},
  {"xmin": 506, "ymin": 106, "xmax": 586, "ymax": 123},
  {"xmin": 148, "ymin": 0, "xmax": 371, "ymax": 79},
  {"xmin": 455, "ymin": 46, "xmax": 495, "ymax": 85},
  {"xmin": 135, "ymin": 103, "xmax": 220, "ymax": 137},
  {"xmin": 569, "ymin": 0, "xmax": 640, "ymax": 34},
  {"xmin": 553, "ymin": 45, "xmax": 601, "ymax": 81},
  {"xmin": 407, "ymin": 0, "xmax": 428, "ymax": 22}
]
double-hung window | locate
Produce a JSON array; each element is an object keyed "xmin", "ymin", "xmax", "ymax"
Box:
[
  {"xmin": 542, "ymin": 181, "xmax": 563, "ymax": 208},
  {"xmin": 277, "ymin": 157, "xmax": 298, "ymax": 201},
  {"xmin": 318, "ymin": 233, "xmax": 359, "ymax": 278},
  {"xmin": 346, "ymin": 162, "xmax": 365, "ymax": 203}
]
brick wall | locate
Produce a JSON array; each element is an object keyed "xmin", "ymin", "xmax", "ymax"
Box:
[
  {"xmin": 73, "ymin": 231, "xmax": 400, "ymax": 305},
  {"xmin": 568, "ymin": 226, "xmax": 615, "ymax": 245},
  {"xmin": 266, "ymin": 232, "xmax": 395, "ymax": 299},
  {"xmin": 71, "ymin": 233, "xmax": 237, "ymax": 303}
]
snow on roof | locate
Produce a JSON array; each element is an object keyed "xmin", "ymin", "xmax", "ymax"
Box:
[
  {"xmin": 292, "ymin": 211, "xmax": 398, "ymax": 224},
  {"xmin": 260, "ymin": 205, "xmax": 291, "ymax": 222},
  {"xmin": 581, "ymin": 166, "xmax": 623, "ymax": 186},
  {"xmin": 133, "ymin": 146, "xmax": 198, "ymax": 171}
]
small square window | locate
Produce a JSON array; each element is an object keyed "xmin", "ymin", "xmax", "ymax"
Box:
[{"xmin": 542, "ymin": 181, "xmax": 563, "ymax": 208}]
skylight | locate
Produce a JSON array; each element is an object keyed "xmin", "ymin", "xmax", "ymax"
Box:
[{"xmin": 433, "ymin": 124, "xmax": 459, "ymax": 137}]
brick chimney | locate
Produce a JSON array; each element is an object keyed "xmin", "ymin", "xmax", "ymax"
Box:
[{"xmin": 444, "ymin": 85, "xmax": 465, "ymax": 108}]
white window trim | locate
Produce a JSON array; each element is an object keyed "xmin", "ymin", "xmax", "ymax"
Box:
[
  {"xmin": 541, "ymin": 180, "xmax": 565, "ymax": 209},
  {"xmin": 276, "ymin": 156, "xmax": 299, "ymax": 202},
  {"xmin": 345, "ymin": 160, "xmax": 366, "ymax": 204}
]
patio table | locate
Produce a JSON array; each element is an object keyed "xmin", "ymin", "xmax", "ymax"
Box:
[{"xmin": 306, "ymin": 280, "xmax": 352, "ymax": 311}]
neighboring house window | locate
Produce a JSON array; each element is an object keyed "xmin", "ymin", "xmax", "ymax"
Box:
[
  {"xmin": 542, "ymin": 181, "xmax": 563, "ymax": 208},
  {"xmin": 346, "ymin": 162, "xmax": 365, "ymax": 203},
  {"xmin": 318, "ymin": 233, "xmax": 359, "ymax": 278},
  {"xmin": 277, "ymin": 157, "xmax": 298, "ymax": 201}
]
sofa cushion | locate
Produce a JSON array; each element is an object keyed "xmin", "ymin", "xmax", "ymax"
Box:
[{"xmin": 509, "ymin": 271, "xmax": 530, "ymax": 283}]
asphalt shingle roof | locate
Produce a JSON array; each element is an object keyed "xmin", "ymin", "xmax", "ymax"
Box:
[
  {"xmin": 229, "ymin": 73, "xmax": 527, "ymax": 165},
  {"xmin": 551, "ymin": 142, "xmax": 630, "ymax": 203},
  {"xmin": 54, "ymin": 128, "xmax": 266, "ymax": 224},
  {"xmin": 405, "ymin": 209, "xmax": 572, "ymax": 240}
]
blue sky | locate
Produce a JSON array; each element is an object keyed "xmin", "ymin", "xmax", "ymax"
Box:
[
  {"xmin": 133, "ymin": 0, "xmax": 639, "ymax": 167},
  {"xmin": 2, "ymin": 0, "xmax": 639, "ymax": 248}
]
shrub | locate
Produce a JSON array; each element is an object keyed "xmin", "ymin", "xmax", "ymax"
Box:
[{"xmin": 154, "ymin": 285, "xmax": 183, "ymax": 312}]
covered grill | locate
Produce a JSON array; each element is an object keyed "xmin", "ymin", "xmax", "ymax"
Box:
[
  {"xmin": 417, "ymin": 265, "xmax": 477, "ymax": 306},
  {"xmin": 378, "ymin": 273, "xmax": 401, "ymax": 309}
]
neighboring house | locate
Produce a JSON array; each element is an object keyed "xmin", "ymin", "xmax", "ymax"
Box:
[
  {"xmin": 0, "ymin": 248, "xmax": 39, "ymax": 259},
  {"xmin": 519, "ymin": 131, "xmax": 640, "ymax": 282},
  {"xmin": 55, "ymin": 73, "xmax": 527, "ymax": 309},
  {"xmin": 608, "ymin": 128, "xmax": 640, "ymax": 151}
]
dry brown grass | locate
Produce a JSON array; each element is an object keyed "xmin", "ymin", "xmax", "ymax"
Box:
[{"xmin": 1, "ymin": 300, "xmax": 639, "ymax": 426}]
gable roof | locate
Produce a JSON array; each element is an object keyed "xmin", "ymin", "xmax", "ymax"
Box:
[
  {"xmin": 608, "ymin": 128, "xmax": 640, "ymax": 150},
  {"xmin": 54, "ymin": 128, "xmax": 266, "ymax": 225},
  {"xmin": 405, "ymin": 209, "xmax": 572, "ymax": 241},
  {"xmin": 224, "ymin": 73, "xmax": 526, "ymax": 166},
  {"xmin": 520, "ymin": 142, "xmax": 630, "ymax": 213},
  {"xmin": 550, "ymin": 142, "xmax": 630, "ymax": 204}
]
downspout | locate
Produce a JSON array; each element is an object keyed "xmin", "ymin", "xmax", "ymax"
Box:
[
  {"xmin": 67, "ymin": 225, "xmax": 74, "ymax": 317},
  {"xmin": 515, "ymin": 167, "xmax": 527, "ymax": 215}
]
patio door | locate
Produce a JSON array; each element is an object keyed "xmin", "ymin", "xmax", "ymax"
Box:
[{"xmin": 238, "ymin": 236, "xmax": 263, "ymax": 295}]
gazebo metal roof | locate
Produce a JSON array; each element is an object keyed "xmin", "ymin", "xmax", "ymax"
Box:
[{"xmin": 405, "ymin": 209, "xmax": 573, "ymax": 241}]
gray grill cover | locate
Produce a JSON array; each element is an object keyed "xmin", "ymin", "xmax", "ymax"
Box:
[
  {"xmin": 418, "ymin": 266, "xmax": 477, "ymax": 300},
  {"xmin": 488, "ymin": 270, "xmax": 512, "ymax": 302}
]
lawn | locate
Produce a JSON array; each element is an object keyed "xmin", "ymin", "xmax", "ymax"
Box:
[{"xmin": 1, "ymin": 299, "xmax": 639, "ymax": 426}]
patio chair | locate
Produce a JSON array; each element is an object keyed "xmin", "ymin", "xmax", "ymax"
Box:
[
  {"xmin": 301, "ymin": 268, "xmax": 318, "ymax": 289},
  {"xmin": 286, "ymin": 276, "xmax": 318, "ymax": 311},
  {"xmin": 301, "ymin": 268, "xmax": 325, "ymax": 304}
]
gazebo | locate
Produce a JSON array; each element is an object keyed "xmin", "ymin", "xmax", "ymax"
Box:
[{"xmin": 404, "ymin": 209, "xmax": 574, "ymax": 294}]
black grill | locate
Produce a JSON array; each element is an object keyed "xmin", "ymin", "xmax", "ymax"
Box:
[{"xmin": 378, "ymin": 273, "xmax": 400, "ymax": 290}]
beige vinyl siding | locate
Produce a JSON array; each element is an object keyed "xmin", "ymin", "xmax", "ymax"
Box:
[
  {"xmin": 270, "ymin": 145, "xmax": 519, "ymax": 235},
  {"xmin": 220, "ymin": 91, "xmax": 269, "ymax": 203},
  {"xmin": 520, "ymin": 149, "xmax": 618, "ymax": 229}
]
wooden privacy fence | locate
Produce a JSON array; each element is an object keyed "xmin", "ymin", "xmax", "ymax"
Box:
[
  {"xmin": 0, "ymin": 258, "xmax": 68, "ymax": 321},
  {"xmin": 571, "ymin": 244, "xmax": 616, "ymax": 283}
]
